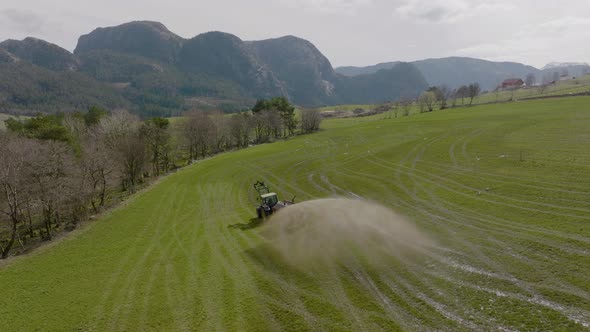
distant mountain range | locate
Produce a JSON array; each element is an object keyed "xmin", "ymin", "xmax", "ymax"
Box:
[
  {"xmin": 336, "ymin": 58, "xmax": 590, "ymax": 91},
  {"xmin": 1, "ymin": 21, "xmax": 588, "ymax": 116},
  {"xmin": 542, "ymin": 62, "xmax": 589, "ymax": 70},
  {"xmin": 0, "ymin": 21, "xmax": 427, "ymax": 116}
]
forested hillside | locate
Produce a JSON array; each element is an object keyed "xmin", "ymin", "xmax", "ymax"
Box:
[{"xmin": 0, "ymin": 21, "xmax": 428, "ymax": 116}]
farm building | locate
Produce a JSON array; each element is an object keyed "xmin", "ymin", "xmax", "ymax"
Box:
[{"xmin": 501, "ymin": 78, "xmax": 525, "ymax": 88}]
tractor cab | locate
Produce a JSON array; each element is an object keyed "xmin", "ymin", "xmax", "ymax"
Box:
[{"xmin": 261, "ymin": 193, "xmax": 279, "ymax": 207}]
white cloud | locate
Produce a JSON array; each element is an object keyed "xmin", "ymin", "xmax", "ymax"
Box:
[
  {"xmin": 280, "ymin": 0, "xmax": 373, "ymax": 15},
  {"xmin": 395, "ymin": 0, "xmax": 514, "ymax": 23},
  {"xmin": 455, "ymin": 16, "xmax": 590, "ymax": 66}
]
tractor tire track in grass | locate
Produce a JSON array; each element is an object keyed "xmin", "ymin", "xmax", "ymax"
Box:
[
  {"xmin": 2, "ymin": 97, "xmax": 590, "ymax": 331},
  {"xmin": 328, "ymin": 130, "xmax": 590, "ymax": 329}
]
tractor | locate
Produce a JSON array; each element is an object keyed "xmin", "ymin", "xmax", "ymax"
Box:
[{"xmin": 254, "ymin": 181, "xmax": 295, "ymax": 219}]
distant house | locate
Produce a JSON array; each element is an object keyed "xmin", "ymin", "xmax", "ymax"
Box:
[{"xmin": 501, "ymin": 78, "xmax": 525, "ymax": 89}]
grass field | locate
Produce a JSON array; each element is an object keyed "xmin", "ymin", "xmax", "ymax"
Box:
[
  {"xmin": 1, "ymin": 97, "xmax": 590, "ymax": 331},
  {"xmin": 472, "ymin": 74, "xmax": 590, "ymax": 105},
  {"xmin": 318, "ymin": 104, "xmax": 378, "ymax": 112}
]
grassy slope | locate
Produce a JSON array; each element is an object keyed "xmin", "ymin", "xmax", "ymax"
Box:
[
  {"xmin": 1, "ymin": 97, "xmax": 590, "ymax": 331},
  {"xmin": 472, "ymin": 74, "xmax": 590, "ymax": 105}
]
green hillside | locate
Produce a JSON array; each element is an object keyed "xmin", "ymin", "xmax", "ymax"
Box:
[
  {"xmin": 473, "ymin": 74, "xmax": 590, "ymax": 105},
  {"xmin": 1, "ymin": 97, "xmax": 589, "ymax": 330}
]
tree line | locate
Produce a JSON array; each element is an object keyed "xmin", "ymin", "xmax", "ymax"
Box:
[
  {"xmin": 418, "ymin": 83, "xmax": 481, "ymax": 112},
  {"xmin": 0, "ymin": 97, "xmax": 322, "ymax": 259}
]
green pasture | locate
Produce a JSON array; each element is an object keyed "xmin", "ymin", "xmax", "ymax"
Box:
[
  {"xmin": 473, "ymin": 74, "xmax": 590, "ymax": 105},
  {"xmin": 1, "ymin": 97, "xmax": 590, "ymax": 331}
]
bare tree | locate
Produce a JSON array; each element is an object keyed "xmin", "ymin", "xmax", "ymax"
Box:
[
  {"xmin": 62, "ymin": 114, "xmax": 87, "ymax": 142},
  {"xmin": 301, "ymin": 109, "xmax": 323, "ymax": 133},
  {"xmin": 100, "ymin": 110, "xmax": 146, "ymax": 192},
  {"xmin": 538, "ymin": 83, "xmax": 549, "ymax": 95},
  {"xmin": 400, "ymin": 99, "xmax": 412, "ymax": 116},
  {"xmin": 28, "ymin": 141, "xmax": 79, "ymax": 240},
  {"xmin": 493, "ymin": 87, "xmax": 501, "ymax": 102},
  {"xmin": 141, "ymin": 117, "xmax": 171, "ymax": 176},
  {"xmin": 80, "ymin": 128, "xmax": 118, "ymax": 212},
  {"xmin": 450, "ymin": 89, "xmax": 458, "ymax": 107},
  {"xmin": 418, "ymin": 91, "xmax": 437, "ymax": 112},
  {"xmin": 209, "ymin": 111, "xmax": 231, "ymax": 153},
  {"xmin": 435, "ymin": 85, "xmax": 450, "ymax": 109},
  {"xmin": 468, "ymin": 83, "xmax": 481, "ymax": 105},
  {"xmin": 229, "ymin": 112, "xmax": 252, "ymax": 148},
  {"xmin": 456, "ymin": 85, "xmax": 469, "ymax": 105},
  {"xmin": 183, "ymin": 111, "xmax": 216, "ymax": 160},
  {"xmin": 253, "ymin": 110, "xmax": 281, "ymax": 143},
  {"xmin": 0, "ymin": 134, "xmax": 36, "ymax": 258}
]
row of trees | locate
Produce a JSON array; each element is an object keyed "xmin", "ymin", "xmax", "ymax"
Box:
[
  {"xmin": 0, "ymin": 98, "xmax": 322, "ymax": 259},
  {"xmin": 418, "ymin": 83, "xmax": 481, "ymax": 112}
]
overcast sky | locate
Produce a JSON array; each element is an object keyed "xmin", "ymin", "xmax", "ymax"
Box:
[{"xmin": 1, "ymin": 0, "xmax": 589, "ymax": 68}]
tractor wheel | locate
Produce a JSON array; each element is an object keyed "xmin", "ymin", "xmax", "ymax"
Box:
[{"xmin": 257, "ymin": 207, "xmax": 263, "ymax": 219}]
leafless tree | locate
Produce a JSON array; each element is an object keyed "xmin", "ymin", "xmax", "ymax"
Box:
[
  {"xmin": 436, "ymin": 85, "xmax": 451, "ymax": 109},
  {"xmin": 418, "ymin": 91, "xmax": 437, "ymax": 112},
  {"xmin": 80, "ymin": 128, "xmax": 118, "ymax": 212},
  {"xmin": 301, "ymin": 109, "xmax": 323, "ymax": 133},
  {"xmin": 209, "ymin": 111, "xmax": 231, "ymax": 153},
  {"xmin": 400, "ymin": 99, "xmax": 412, "ymax": 116},
  {"xmin": 493, "ymin": 87, "xmax": 501, "ymax": 102},
  {"xmin": 456, "ymin": 85, "xmax": 469, "ymax": 105},
  {"xmin": 0, "ymin": 134, "xmax": 36, "ymax": 258},
  {"xmin": 28, "ymin": 140, "xmax": 79, "ymax": 240},
  {"xmin": 100, "ymin": 110, "xmax": 147, "ymax": 192},
  {"xmin": 62, "ymin": 114, "xmax": 87, "ymax": 142},
  {"xmin": 253, "ymin": 110, "xmax": 281, "ymax": 143},
  {"xmin": 538, "ymin": 84, "xmax": 549, "ymax": 95},
  {"xmin": 450, "ymin": 89, "xmax": 459, "ymax": 107},
  {"xmin": 468, "ymin": 83, "xmax": 481, "ymax": 105},
  {"xmin": 141, "ymin": 118, "xmax": 171, "ymax": 176},
  {"xmin": 183, "ymin": 111, "xmax": 216, "ymax": 160},
  {"xmin": 229, "ymin": 112, "xmax": 252, "ymax": 148}
]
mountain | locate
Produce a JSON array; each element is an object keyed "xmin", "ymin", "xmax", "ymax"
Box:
[
  {"xmin": 334, "ymin": 63, "xmax": 428, "ymax": 104},
  {"xmin": 540, "ymin": 62, "xmax": 590, "ymax": 79},
  {"xmin": 0, "ymin": 37, "xmax": 79, "ymax": 71},
  {"xmin": 543, "ymin": 62, "xmax": 589, "ymax": 70},
  {"xmin": 249, "ymin": 36, "xmax": 338, "ymax": 105},
  {"xmin": 0, "ymin": 21, "xmax": 430, "ymax": 115},
  {"xmin": 178, "ymin": 32, "xmax": 287, "ymax": 98},
  {"xmin": 0, "ymin": 62, "xmax": 129, "ymax": 114},
  {"xmin": 337, "ymin": 57, "xmax": 542, "ymax": 91},
  {"xmin": 336, "ymin": 62, "xmax": 400, "ymax": 77},
  {"xmin": 75, "ymin": 21, "xmax": 183, "ymax": 63},
  {"xmin": 76, "ymin": 50, "xmax": 168, "ymax": 83},
  {"xmin": 248, "ymin": 36, "xmax": 427, "ymax": 105},
  {"xmin": 412, "ymin": 57, "xmax": 540, "ymax": 91},
  {"xmin": 0, "ymin": 48, "xmax": 19, "ymax": 64}
]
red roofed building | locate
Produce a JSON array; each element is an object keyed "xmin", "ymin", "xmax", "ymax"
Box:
[{"xmin": 501, "ymin": 78, "xmax": 525, "ymax": 88}]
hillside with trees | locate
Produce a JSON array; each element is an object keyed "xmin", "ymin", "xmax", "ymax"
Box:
[
  {"xmin": 0, "ymin": 21, "xmax": 428, "ymax": 116},
  {"xmin": 336, "ymin": 57, "xmax": 590, "ymax": 91},
  {"xmin": 0, "ymin": 96, "xmax": 318, "ymax": 259}
]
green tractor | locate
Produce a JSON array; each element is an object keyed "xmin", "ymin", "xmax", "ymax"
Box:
[{"xmin": 254, "ymin": 181, "xmax": 295, "ymax": 219}]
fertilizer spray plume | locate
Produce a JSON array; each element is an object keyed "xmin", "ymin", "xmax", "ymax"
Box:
[{"xmin": 260, "ymin": 198, "xmax": 432, "ymax": 269}]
